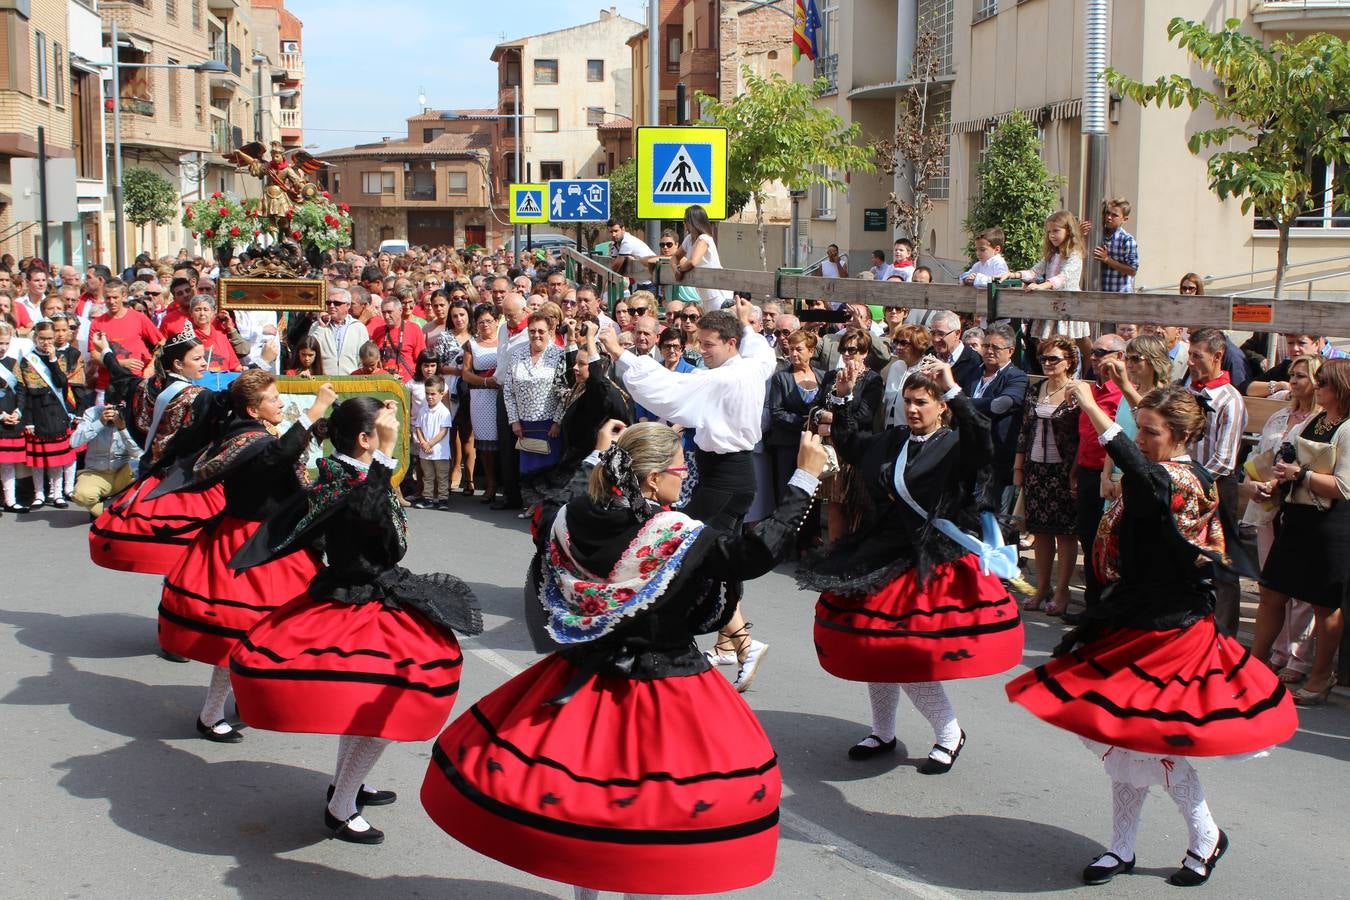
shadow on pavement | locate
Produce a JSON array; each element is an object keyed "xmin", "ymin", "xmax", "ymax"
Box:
[
  {"xmin": 1285, "ymin": 704, "xmax": 1350, "ymax": 763},
  {"xmin": 54, "ymin": 737, "xmax": 329, "ymax": 855},
  {"xmin": 761, "ymin": 707, "xmax": 1104, "ymax": 893},
  {"xmin": 3, "ymin": 655, "xmax": 211, "ymax": 740},
  {"xmin": 221, "ymin": 857, "xmax": 558, "ymax": 899},
  {"xmin": 0, "ymin": 608, "xmax": 158, "ymax": 659}
]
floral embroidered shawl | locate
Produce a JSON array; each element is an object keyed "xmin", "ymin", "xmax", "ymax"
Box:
[
  {"xmin": 542, "ymin": 505, "xmax": 704, "ymax": 644},
  {"xmin": 1094, "ymin": 459, "xmax": 1226, "ymax": 585}
]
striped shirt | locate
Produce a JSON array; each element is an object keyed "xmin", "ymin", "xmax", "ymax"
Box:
[{"xmin": 1189, "ymin": 382, "xmax": 1246, "ymax": 477}]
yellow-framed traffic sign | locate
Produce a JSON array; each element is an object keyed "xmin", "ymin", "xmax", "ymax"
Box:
[
  {"xmin": 508, "ymin": 183, "xmax": 549, "ymax": 224},
  {"xmin": 636, "ymin": 126, "xmax": 727, "ymax": 220}
]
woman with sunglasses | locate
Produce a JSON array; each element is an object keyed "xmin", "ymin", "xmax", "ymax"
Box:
[
  {"xmin": 671, "ymin": 204, "xmax": 731, "ymax": 308},
  {"xmin": 1095, "ymin": 335, "xmax": 1173, "ymax": 501},
  {"xmin": 810, "ymin": 327, "xmax": 883, "ymax": 542},
  {"xmin": 799, "ymin": 358, "xmax": 1023, "ymax": 771},
  {"xmin": 880, "ymin": 324, "xmax": 932, "ymax": 428},
  {"xmin": 1013, "ymin": 334, "xmax": 1081, "ymax": 615},
  {"xmin": 422, "ymin": 422, "xmax": 827, "ymax": 897}
]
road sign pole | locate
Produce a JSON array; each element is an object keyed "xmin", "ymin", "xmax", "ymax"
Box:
[{"xmin": 513, "ymin": 84, "xmax": 521, "ymax": 258}]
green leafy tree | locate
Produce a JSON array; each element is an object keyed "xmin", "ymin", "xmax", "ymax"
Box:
[
  {"xmin": 1106, "ymin": 18, "xmax": 1350, "ymax": 300},
  {"xmin": 122, "ymin": 167, "xmax": 180, "ymax": 248},
  {"xmin": 698, "ymin": 68, "xmax": 874, "ymax": 270},
  {"xmin": 962, "ymin": 112, "xmax": 1063, "ymax": 272},
  {"xmin": 609, "ymin": 157, "xmax": 639, "ymax": 234}
]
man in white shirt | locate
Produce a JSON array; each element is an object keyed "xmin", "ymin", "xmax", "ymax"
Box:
[
  {"xmin": 599, "ymin": 297, "xmax": 775, "ymax": 530},
  {"xmin": 607, "ymin": 220, "xmax": 658, "ymax": 292},
  {"xmin": 308, "ymin": 288, "xmax": 369, "ymax": 375}
]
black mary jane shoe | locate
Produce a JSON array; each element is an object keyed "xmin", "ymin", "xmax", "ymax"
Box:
[
  {"xmin": 50, "ymin": 497, "xmax": 69, "ymax": 509},
  {"xmin": 918, "ymin": 730, "xmax": 966, "ymax": 775},
  {"xmin": 847, "ymin": 735, "xmax": 898, "ymax": 761},
  {"xmin": 324, "ymin": 808, "xmax": 385, "ymax": 845},
  {"xmin": 1167, "ymin": 830, "xmax": 1228, "ymax": 887},
  {"xmin": 4, "ymin": 503, "xmax": 28, "ymax": 514},
  {"xmin": 161, "ymin": 650, "xmax": 191, "ymax": 663},
  {"xmin": 1082, "ymin": 851, "xmax": 1136, "ymax": 885},
  {"xmin": 195, "ymin": 717, "xmax": 244, "ymax": 743},
  {"xmin": 327, "ymin": 784, "xmax": 398, "ymax": 808}
]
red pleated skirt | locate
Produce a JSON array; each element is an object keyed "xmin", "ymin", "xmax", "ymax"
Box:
[
  {"xmin": 25, "ymin": 431, "xmax": 75, "ymax": 469},
  {"xmin": 158, "ymin": 515, "xmax": 320, "ymax": 666},
  {"xmin": 421, "ymin": 654, "xmax": 781, "ymax": 895},
  {"xmin": 814, "ymin": 554, "xmax": 1024, "ymax": 683},
  {"xmin": 1005, "ymin": 616, "xmax": 1299, "ymax": 757},
  {"xmin": 230, "ymin": 596, "xmax": 464, "ymax": 742},
  {"xmin": 0, "ymin": 433, "xmax": 25, "ymax": 465},
  {"xmin": 88, "ymin": 476, "xmax": 225, "ymax": 575}
]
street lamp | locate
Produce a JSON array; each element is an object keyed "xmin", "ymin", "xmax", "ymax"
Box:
[
  {"xmin": 107, "ymin": 19, "xmax": 228, "ymax": 272},
  {"xmin": 442, "ymin": 89, "xmax": 534, "ymax": 253}
]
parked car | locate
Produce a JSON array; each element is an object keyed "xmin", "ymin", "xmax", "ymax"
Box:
[{"xmin": 377, "ymin": 239, "xmax": 410, "ymax": 255}]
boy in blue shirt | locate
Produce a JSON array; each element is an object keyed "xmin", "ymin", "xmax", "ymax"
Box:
[{"xmin": 1094, "ymin": 197, "xmax": 1139, "ymax": 292}]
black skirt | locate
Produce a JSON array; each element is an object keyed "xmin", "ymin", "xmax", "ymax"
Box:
[{"xmin": 1261, "ymin": 501, "xmax": 1350, "ymax": 609}]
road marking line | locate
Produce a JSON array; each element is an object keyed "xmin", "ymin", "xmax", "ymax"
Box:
[
  {"xmin": 777, "ymin": 807, "xmax": 963, "ymax": 900},
  {"xmin": 461, "ymin": 637, "xmax": 961, "ymax": 899}
]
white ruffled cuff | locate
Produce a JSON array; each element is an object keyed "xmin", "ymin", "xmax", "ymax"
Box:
[
  {"xmin": 788, "ymin": 469, "xmax": 821, "ymax": 495},
  {"xmin": 1098, "ymin": 423, "xmax": 1123, "ymax": 446}
]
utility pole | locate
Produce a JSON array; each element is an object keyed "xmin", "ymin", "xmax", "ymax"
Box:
[
  {"xmin": 111, "ymin": 20, "xmax": 126, "ymax": 273},
  {"xmin": 513, "ymin": 83, "xmax": 522, "ymax": 258},
  {"xmin": 37, "ymin": 126, "xmax": 51, "ymax": 264},
  {"xmin": 1082, "ymin": 0, "xmax": 1109, "ymax": 298},
  {"xmin": 645, "ymin": 0, "xmax": 660, "ymax": 252}
]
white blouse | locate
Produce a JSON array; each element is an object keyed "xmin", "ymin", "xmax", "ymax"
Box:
[{"xmin": 501, "ymin": 342, "xmax": 566, "ymax": 424}]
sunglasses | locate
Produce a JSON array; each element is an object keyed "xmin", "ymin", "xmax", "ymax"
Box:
[
  {"xmin": 774, "ymin": 328, "xmax": 794, "ymax": 336},
  {"xmin": 1039, "ymin": 355, "xmax": 1067, "ymax": 364},
  {"xmin": 659, "ymin": 242, "xmax": 675, "ymax": 249},
  {"xmin": 985, "ymin": 344, "xmax": 1011, "ymax": 352},
  {"xmin": 841, "ymin": 347, "xmax": 867, "ymax": 356},
  {"xmin": 325, "ymin": 300, "xmax": 349, "ymax": 306},
  {"xmin": 1180, "ymin": 284, "xmax": 1199, "ymax": 293},
  {"xmin": 629, "ymin": 307, "xmax": 648, "ymax": 315},
  {"xmin": 895, "ymin": 339, "xmax": 914, "ymax": 349},
  {"xmin": 1090, "ymin": 348, "xmax": 1118, "ymax": 357},
  {"xmin": 423, "ymin": 281, "xmax": 439, "ymax": 287},
  {"xmin": 661, "ymin": 465, "xmax": 688, "ymax": 476},
  {"xmin": 1125, "ymin": 353, "xmax": 1146, "ymax": 363}
]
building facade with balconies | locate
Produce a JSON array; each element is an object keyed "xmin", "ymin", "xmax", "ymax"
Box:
[
  {"xmin": 248, "ymin": 0, "xmax": 302, "ymax": 149},
  {"xmin": 489, "ymin": 8, "xmax": 640, "ymax": 211},
  {"xmin": 797, "ymin": 0, "xmax": 1350, "ymax": 295},
  {"xmin": 0, "ymin": 0, "xmax": 107, "ymax": 266},
  {"xmin": 319, "ymin": 111, "xmax": 497, "ymax": 251}
]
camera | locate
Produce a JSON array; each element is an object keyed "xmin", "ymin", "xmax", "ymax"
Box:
[{"xmin": 1277, "ymin": 442, "xmax": 1297, "ymax": 464}]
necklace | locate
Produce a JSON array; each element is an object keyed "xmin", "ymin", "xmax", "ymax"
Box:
[{"xmin": 1313, "ymin": 413, "xmax": 1346, "ymax": 436}]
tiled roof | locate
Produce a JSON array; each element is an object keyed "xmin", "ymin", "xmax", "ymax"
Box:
[
  {"xmin": 319, "ymin": 131, "xmax": 492, "ymax": 160},
  {"xmin": 408, "ymin": 108, "xmax": 496, "ymax": 121}
]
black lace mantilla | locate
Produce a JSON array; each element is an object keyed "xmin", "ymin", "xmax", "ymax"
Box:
[{"xmin": 315, "ymin": 567, "xmax": 484, "ymax": 638}]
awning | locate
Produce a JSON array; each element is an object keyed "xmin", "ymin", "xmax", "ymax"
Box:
[
  {"xmin": 952, "ymin": 97, "xmax": 1082, "ymax": 134},
  {"xmin": 116, "ymin": 33, "xmax": 154, "ymax": 54}
]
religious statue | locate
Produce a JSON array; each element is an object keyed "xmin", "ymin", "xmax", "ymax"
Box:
[{"xmin": 226, "ymin": 141, "xmax": 328, "ymax": 231}]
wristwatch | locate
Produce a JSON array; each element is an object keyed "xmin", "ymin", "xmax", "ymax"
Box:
[{"xmin": 1299, "ymin": 465, "xmax": 1312, "ymax": 485}]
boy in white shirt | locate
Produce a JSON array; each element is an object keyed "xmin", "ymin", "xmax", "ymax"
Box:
[
  {"xmin": 413, "ymin": 376, "xmax": 453, "ymax": 509},
  {"xmin": 960, "ymin": 227, "xmax": 1011, "ymax": 288}
]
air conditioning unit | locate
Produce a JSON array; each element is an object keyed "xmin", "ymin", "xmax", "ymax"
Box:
[{"xmin": 281, "ymin": 41, "xmax": 299, "ymax": 54}]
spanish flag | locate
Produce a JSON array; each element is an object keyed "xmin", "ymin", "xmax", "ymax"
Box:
[{"xmin": 793, "ymin": 0, "xmax": 813, "ymax": 63}]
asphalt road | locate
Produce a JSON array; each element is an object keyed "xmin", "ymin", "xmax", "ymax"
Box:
[{"xmin": 2, "ymin": 500, "xmax": 1347, "ymax": 899}]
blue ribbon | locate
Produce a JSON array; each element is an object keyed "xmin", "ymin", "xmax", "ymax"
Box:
[{"xmin": 932, "ymin": 512, "xmax": 1020, "ymax": 580}]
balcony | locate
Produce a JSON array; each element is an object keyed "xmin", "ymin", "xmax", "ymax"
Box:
[
  {"xmin": 678, "ymin": 47, "xmax": 718, "ymax": 79},
  {"xmin": 1250, "ymin": 0, "xmax": 1350, "ymax": 28},
  {"xmin": 280, "ymin": 108, "xmax": 301, "ymax": 129},
  {"xmin": 404, "ymin": 182, "xmax": 437, "ymax": 201},
  {"xmin": 814, "ymin": 53, "xmax": 838, "ymax": 96},
  {"xmin": 279, "ymin": 51, "xmax": 304, "ymax": 79}
]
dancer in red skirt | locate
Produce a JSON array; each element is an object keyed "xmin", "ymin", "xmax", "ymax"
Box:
[
  {"xmin": 1007, "ymin": 383, "xmax": 1298, "ymax": 887},
  {"xmin": 229, "ymin": 397, "xmax": 481, "ymax": 844},
  {"xmin": 157, "ymin": 372, "xmax": 336, "ymax": 743},
  {"xmin": 0, "ymin": 323, "xmax": 27, "ymax": 512},
  {"xmin": 797, "ymin": 359, "xmax": 1023, "ymax": 771},
  {"xmin": 421, "ymin": 423, "xmax": 827, "ymax": 899},
  {"xmin": 18, "ymin": 318, "xmax": 90, "ymax": 508},
  {"xmin": 89, "ymin": 324, "xmax": 227, "ymax": 575}
]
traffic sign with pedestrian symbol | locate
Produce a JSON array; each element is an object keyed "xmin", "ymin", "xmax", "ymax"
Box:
[
  {"xmin": 636, "ymin": 126, "xmax": 727, "ymax": 220},
  {"xmin": 508, "ymin": 183, "xmax": 548, "ymax": 224},
  {"xmin": 547, "ymin": 179, "xmax": 610, "ymax": 223}
]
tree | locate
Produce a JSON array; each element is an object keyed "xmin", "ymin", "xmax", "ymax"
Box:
[
  {"xmin": 962, "ymin": 111, "xmax": 1064, "ymax": 272},
  {"xmin": 122, "ymin": 167, "xmax": 179, "ymax": 248},
  {"xmin": 698, "ymin": 68, "xmax": 874, "ymax": 270},
  {"xmin": 609, "ymin": 157, "xmax": 639, "ymax": 235},
  {"xmin": 1106, "ymin": 18, "xmax": 1350, "ymax": 301},
  {"xmin": 873, "ymin": 30, "xmax": 950, "ymax": 258}
]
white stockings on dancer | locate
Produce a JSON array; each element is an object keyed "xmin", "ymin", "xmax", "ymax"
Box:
[
  {"xmin": 900, "ymin": 681, "xmax": 961, "ymax": 751},
  {"xmin": 329, "ymin": 735, "xmax": 390, "ymax": 826},
  {"xmin": 1096, "ymin": 780, "xmax": 1148, "ymax": 864},
  {"xmin": 1164, "ymin": 765, "xmax": 1219, "ymax": 872},
  {"xmin": 0, "ymin": 463, "xmax": 16, "ymax": 505},
  {"xmin": 572, "ymin": 890, "xmax": 663, "ymax": 900},
  {"xmin": 865, "ymin": 682, "xmax": 900, "ymax": 743},
  {"xmin": 62, "ymin": 461, "xmax": 76, "ymax": 495},
  {"xmin": 199, "ymin": 665, "xmax": 233, "ymax": 732}
]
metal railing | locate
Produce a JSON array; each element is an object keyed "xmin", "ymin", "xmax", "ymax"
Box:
[
  {"xmin": 1138, "ymin": 252, "xmax": 1350, "ymax": 294},
  {"xmin": 814, "ymin": 53, "xmax": 839, "ymax": 95}
]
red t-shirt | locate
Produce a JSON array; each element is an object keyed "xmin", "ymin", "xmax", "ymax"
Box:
[
  {"xmin": 160, "ymin": 307, "xmax": 190, "ymax": 337},
  {"xmin": 89, "ymin": 309, "xmax": 163, "ymax": 389},
  {"xmin": 368, "ymin": 320, "xmax": 427, "ymax": 381},
  {"xmin": 197, "ymin": 325, "xmax": 241, "ymax": 372},
  {"xmin": 1076, "ymin": 379, "xmax": 1123, "ymax": 470}
]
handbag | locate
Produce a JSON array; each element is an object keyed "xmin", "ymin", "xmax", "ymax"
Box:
[
  {"xmin": 1292, "ymin": 430, "xmax": 1339, "ymax": 509},
  {"xmin": 517, "ymin": 436, "xmax": 552, "ymax": 455}
]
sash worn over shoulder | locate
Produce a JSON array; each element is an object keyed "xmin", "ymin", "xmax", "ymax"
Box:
[{"xmin": 542, "ymin": 506, "xmax": 704, "ymax": 644}]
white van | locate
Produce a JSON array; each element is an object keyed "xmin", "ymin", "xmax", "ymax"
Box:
[{"xmin": 377, "ymin": 239, "xmax": 410, "ymax": 255}]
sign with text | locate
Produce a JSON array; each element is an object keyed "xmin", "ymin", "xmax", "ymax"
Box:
[{"xmin": 636, "ymin": 126, "xmax": 727, "ymax": 220}]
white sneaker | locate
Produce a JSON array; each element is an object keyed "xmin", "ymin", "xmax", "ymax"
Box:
[
  {"xmin": 733, "ymin": 640, "xmax": 769, "ymax": 693},
  {"xmin": 704, "ymin": 648, "xmax": 738, "ymax": 666}
]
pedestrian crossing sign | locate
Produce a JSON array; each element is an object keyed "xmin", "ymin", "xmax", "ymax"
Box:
[
  {"xmin": 636, "ymin": 126, "xmax": 727, "ymax": 220},
  {"xmin": 508, "ymin": 183, "xmax": 548, "ymax": 224}
]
